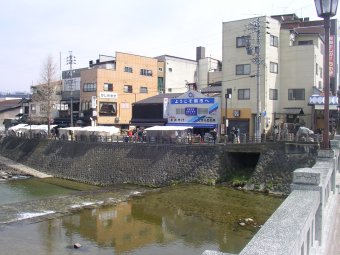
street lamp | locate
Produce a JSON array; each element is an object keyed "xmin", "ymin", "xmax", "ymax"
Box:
[{"xmin": 314, "ymin": 0, "xmax": 338, "ymax": 149}]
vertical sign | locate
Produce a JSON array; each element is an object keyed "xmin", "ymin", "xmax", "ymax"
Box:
[
  {"xmin": 329, "ymin": 35, "xmax": 335, "ymax": 77},
  {"xmin": 91, "ymin": 96, "xmax": 97, "ymax": 109},
  {"xmin": 163, "ymin": 98, "xmax": 169, "ymax": 118}
]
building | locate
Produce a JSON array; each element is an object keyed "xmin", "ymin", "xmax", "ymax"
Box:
[
  {"xmin": 29, "ymin": 81, "xmax": 62, "ymax": 125},
  {"xmin": 221, "ymin": 15, "xmax": 336, "ymax": 138},
  {"xmin": 79, "ymin": 52, "xmax": 159, "ymax": 129},
  {"xmin": 155, "ymin": 55, "xmax": 198, "ymax": 93},
  {"xmin": 130, "ymin": 93, "xmax": 181, "ymax": 127},
  {"xmin": 0, "ymin": 99, "xmax": 23, "ymax": 131}
]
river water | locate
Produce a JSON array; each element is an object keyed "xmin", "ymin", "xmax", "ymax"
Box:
[{"xmin": 0, "ymin": 177, "xmax": 283, "ymax": 255}]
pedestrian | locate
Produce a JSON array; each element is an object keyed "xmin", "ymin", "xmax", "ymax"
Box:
[
  {"xmin": 137, "ymin": 128, "xmax": 143, "ymax": 143},
  {"xmin": 210, "ymin": 128, "xmax": 217, "ymax": 144},
  {"xmin": 128, "ymin": 129, "xmax": 133, "ymax": 142}
]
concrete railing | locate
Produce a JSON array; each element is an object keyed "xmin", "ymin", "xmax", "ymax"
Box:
[{"xmin": 203, "ymin": 136, "xmax": 340, "ymax": 255}]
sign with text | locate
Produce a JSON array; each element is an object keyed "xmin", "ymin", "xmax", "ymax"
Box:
[
  {"xmin": 185, "ymin": 107, "xmax": 197, "ymax": 116},
  {"xmin": 170, "ymin": 98, "xmax": 214, "ymax": 104},
  {"xmin": 99, "ymin": 92, "xmax": 118, "ymax": 99}
]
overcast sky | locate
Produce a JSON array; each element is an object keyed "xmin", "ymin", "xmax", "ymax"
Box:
[{"xmin": 0, "ymin": 0, "xmax": 328, "ymax": 92}]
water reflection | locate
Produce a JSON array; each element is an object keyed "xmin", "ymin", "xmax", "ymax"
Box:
[
  {"xmin": 0, "ymin": 184, "xmax": 283, "ymax": 255},
  {"xmin": 57, "ymin": 185, "xmax": 283, "ymax": 254}
]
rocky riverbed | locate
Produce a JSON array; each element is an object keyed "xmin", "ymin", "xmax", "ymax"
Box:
[{"xmin": 0, "ymin": 163, "xmax": 32, "ymax": 181}]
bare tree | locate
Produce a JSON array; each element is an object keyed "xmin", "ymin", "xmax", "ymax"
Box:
[{"xmin": 31, "ymin": 55, "xmax": 61, "ymax": 136}]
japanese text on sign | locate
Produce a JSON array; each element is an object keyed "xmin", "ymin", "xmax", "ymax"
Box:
[{"xmin": 170, "ymin": 98, "xmax": 214, "ymax": 104}]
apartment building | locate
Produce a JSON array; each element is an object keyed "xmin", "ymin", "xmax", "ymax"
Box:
[
  {"xmin": 155, "ymin": 55, "xmax": 198, "ymax": 93},
  {"xmin": 222, "ymin": 15, "xmax": 327, "ymax": 137},
  {"xmin": 80, "ymin": 52, "xmax": 158, "ymax": 128}
]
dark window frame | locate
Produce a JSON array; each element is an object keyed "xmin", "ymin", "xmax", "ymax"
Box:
[
  {"xmin": 270, "ymin": 62, "xmax": 278, "ymax": 73},
  {"xmin": 124, "ymin": 85, "xmax": 133, "ymax": 93},
  {"xmin": 288, "ymin": 89, "xmax": 305, "ymax": 100},
  {"xmin": 236, "ymin": 36, "xmax": 250, "ymax": 48},
  {"xmin": 83, "ymin": 83, "xmax": 96, "ymax": 92},
  {"xmin": 236, "ymin": 64, "xmax": 251, "ymax": 75},
  {"xmin": 238, "ymin": 89, "xmax": 250, "ymax": 100},
  {"xmin": 103, "ymin": 83, "xmax": 113, "ymax": 91},
  {"xmin": 269, "ymin": 89, "xmax": 278, "ymax": 100},
  {"xmin": 124, "ymin": 66, "xmax": 133, "ymax": 73},
  {"xmin": 270, "ymin": 35, "xmax": 278, "ymax": 47}
]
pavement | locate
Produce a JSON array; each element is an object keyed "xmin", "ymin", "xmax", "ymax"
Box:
[
  {"xmin": 333, "ymin": 172, "xmax": 340, "ymax": 255},
  {"xmin": 0, "ymin": 155, "xmax": 52, "ymax": 178}
]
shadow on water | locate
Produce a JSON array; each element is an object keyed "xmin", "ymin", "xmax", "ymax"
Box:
[{"xmin": 0, "ymin": 183, "xmax": 283, "ymax": 255}]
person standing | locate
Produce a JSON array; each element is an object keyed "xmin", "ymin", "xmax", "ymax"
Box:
[{"xmin": 210, "ymin": 129, "xmax": 217, "ymax": 144}]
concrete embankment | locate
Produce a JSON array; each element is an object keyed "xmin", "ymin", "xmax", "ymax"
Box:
[
  {"xmin": 0, "ymin": 136, "xmax": 318, "ymax": 193},
  {"xmin": 0, "ymin": 155, "xmax": 52, "ymax": 178}
]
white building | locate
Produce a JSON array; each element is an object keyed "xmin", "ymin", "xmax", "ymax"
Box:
[
  {"xmin": 155, "ymin": 55, "xmax": 198, "ymax": 93},
  {"xmin": 222, "ymin": 16, "xmax": 325, "ymax": 138}
]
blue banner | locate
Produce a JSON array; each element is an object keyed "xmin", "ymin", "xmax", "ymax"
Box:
[{"xmin": 170, "ymin": 98, "xmax": 215, "ymax": 104}]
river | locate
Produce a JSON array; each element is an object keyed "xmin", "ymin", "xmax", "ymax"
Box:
[{"xmin": 0, "ymin": 177, "xmax": 283, "ymax": 255}]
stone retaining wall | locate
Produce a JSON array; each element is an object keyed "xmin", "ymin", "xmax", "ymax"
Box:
[
  {"xmin": 0, "ymin": 137, "xmax": 318, "ymax": 193},
  {"xmin": 0, "ymin": 137, "xmax": 226, "ymax": 186}
]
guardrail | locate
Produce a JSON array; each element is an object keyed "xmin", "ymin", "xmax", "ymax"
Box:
[{"xmin": 6, "ymin": 131, "xmax": 325, "ymax": 145}]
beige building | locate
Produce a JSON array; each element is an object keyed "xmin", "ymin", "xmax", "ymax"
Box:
[
  {"xmin": 80, "ymin": 52, "xmax": 158, "ymax": 128},
  {"xmin": 222, "ymin": 16, "xmax": 324, "ymax": 138}
]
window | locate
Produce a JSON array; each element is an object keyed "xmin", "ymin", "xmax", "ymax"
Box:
[
  {"xmin": 236, "ymin": 36, "xmax": 250, "ymax": 47},
  {"xmin": 298, "ymin": 40, "xmax": 313, "ymax": 45},
  {"xmin": 99, "ymin": 102, "xmax": 117, "ymax": 116},
  {"xmin": 270, "ymin": 62, "xmax": 278, "ymax": 73},
  {"xmin": 140, "ymin": 86, "xmax": 148, "ymax": 93},
  {"xmin": 140, "ymin": 69, "xmax": 153, "ymax": 76},
  {"xmin": 168, "ymin": 88, "xmax": 172, "ymax": 92},
  {"xmin": 168, "ymin": 68, "xmax": 173, "ymax": 72},
  {"xmin": 269, "ymin": 89, "xmax": 278, "ymax": 100},
  {"xmin": 103, "ymin": 83, "xmax": 113, "ymax": 91},
  {"xmin": 124, "ymin": 66, "xmax": 133, "ymax": 73},
  {"xmin": 288, "ymin": 89, "xmax": 305, "ymax": 100},
  {"xmin": 158, "ymin": 67, "xmax": 163, "ymax": 72},
  {"xmin": 270, "ymin": 35, "xmax": 278, "ymax": 47},
  {"xmin": 315, "ymin": 63, "xmax": 319, "ymax": 75},
  {"xmin": 236, "ymin": 64, "xmax": 251, "ymax": 75},
  {"xmin": 318, "ymin": 81, "xmax": 322, "ymax": 89},
  {"xmin": 238, "ymin": 89, "xmax": 250, "ymax": 100},
  {"xmin": 319, "ymin": 67, "xmax": 323, "ymax": 78},
  {"xmin": 124, "ymin": 85, "xmax": 133, "ymax": 93},
  {"xmin": 83, "ymin": 83, "xmax": 96, "ymax": 92}
]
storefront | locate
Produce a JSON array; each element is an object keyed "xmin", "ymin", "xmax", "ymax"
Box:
[{"xmin": 309, "ymin": 95, "xmax": 339, "ymax": 132}]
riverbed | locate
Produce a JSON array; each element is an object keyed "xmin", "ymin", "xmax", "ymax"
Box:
[{"xmin": 0, "ymin": 177, "xmax": 283, "ymax": 255}]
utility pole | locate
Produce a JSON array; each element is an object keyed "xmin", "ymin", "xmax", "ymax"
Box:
[
  {"xmin": 245, "ymin": 17, "xmax": 264, "ymax": 142},
  {"xmin": 66, "ymin": 51, "xmax": 76, "ymax": 127}
]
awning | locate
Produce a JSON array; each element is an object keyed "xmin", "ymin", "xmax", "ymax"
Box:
[
  {"xmin": 314, "ymin": 105, "xmax": 338, "ymax": 110},
  {"xmin": 282, "ymin": 108, "xmax": 304, "ymax": 115},
  {"xmin": 167, "ymin": 123, "xmax": 218, "ymax": 128}
]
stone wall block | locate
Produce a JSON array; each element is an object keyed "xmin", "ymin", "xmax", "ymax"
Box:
[{"xmin": 293, "ymin": 168, "xmax": 320, "ymax": 185}]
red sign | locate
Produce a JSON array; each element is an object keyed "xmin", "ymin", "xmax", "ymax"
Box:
[{"xmin": 329, "ymin": 35, "xmax": 335, "ymax": 77}]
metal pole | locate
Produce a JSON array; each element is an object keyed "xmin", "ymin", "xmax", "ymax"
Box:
[{"xmin": 323, "ymin": 16, "xmax": 330, "ymax": 149}]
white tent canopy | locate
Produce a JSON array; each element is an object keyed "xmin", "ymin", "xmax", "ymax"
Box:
[
  {"xmin": 144, "ymin": 126, "xmax": 193, "ymax": 131},
  {"xmin": 144, "ymin": 125, "xmax": 193, "ymax": 139},
  {"xmin": 59, "ymin": 126, "xmax": 120, "ymax": 138},
  {"xmin": 8, "ymin": 124, "xmax": 57, "ymax": 135}
]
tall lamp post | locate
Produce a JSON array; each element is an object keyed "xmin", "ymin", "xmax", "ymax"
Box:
[{"xmin": 314, "ymin": 0, "xmax": 338, "ymax": 149}]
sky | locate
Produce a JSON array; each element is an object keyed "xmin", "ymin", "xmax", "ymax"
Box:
[{"xmin": 0, "ymin": 0, "xmax": 332, "ymax": 92}]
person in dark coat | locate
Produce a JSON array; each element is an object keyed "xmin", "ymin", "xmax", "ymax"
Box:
[{"xmin": 210, "ymin": 129, "xmax": 217, "ymax": 144}]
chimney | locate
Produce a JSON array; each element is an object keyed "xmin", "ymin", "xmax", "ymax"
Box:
[{"xmin": 196, "ymin": 46, "xmax": 205, "ymax": 61}]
